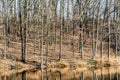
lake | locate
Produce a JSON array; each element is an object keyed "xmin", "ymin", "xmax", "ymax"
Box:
[{"xmin": 0, "ymin": 67, "xmax": 120, "ymax": 80}]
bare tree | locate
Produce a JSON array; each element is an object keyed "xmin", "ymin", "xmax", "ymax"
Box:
[
  {"xmin": 59, "ymin": 0, "xmax": 64, "ymax": 61},
  {"xmin": 4, "ymin": 0, "xmax": 9, "ymax": 59}
]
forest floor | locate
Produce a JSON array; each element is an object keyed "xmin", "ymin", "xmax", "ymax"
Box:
[{"xmin": 0, "ymin": 30, "xmax": 120, "ymax": 76}]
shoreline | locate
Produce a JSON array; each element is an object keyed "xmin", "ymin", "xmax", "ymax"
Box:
[{"xmin": 0, "ymin": 58, "xmax": 120, "ymax": 76}]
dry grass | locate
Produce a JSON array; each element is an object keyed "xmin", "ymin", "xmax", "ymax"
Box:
[{"xmin": 0, "ymin": 31, "xmax": 119, "ymax": 76}]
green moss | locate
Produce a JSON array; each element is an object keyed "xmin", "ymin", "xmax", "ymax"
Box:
[
  {"xmin": 87, "ymin": 59, "xmax": 98, "ymax": 65},
  {"xmin": 88, "ymin": 66, "xmax": 97, "ymax": 71},
  {"xmin": 87, "ymin": 60, "xmax": 99, "ymax": 70}
]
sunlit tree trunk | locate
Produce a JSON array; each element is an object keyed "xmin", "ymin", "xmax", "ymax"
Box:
[
  {"xmin": 41, "ymin": 7, "xmax": 44, "ymax": 71},
  {"xmin": 115, "ymin": 0, "xmax": 119, "ymax": 60},
  {"xmin": 100, "ymin": 41, "xmax": 103, "ymax": 62},
  {"xmin": 72, "ymin": 0, "xmax": 75, "ymax": 60},
  {"xmin": 79, "ymin": 0, "xmax": 84, "ymax": 59},
  {"xmin": 52, "ymin": 0, "xmax": 57, "ymax": 53},
  {"xmin": 107, "ymin": 0, "xmax": 112, "ymax": 62},
  {"xmin": 95, "ymin": 0, "xmax": 101, "ymax": 58},
  {"xmin": 59, "ymin": 0, "xmax": 64, "ymax": 61},
  {"xmin": 18, "ymin": 0, "xmax": 23, "ymax": 62},
  {"xmin": 66, "ymin": 0, "xmax": 69, "ymax": 42},
  {"xmin": 1, "ymin": 0, "xmax": 5, "ymax": 36},
  {"xmin": 4, "ymin": 0, "xmax": 9, "ymax": 59},
  {"xmin": 92, "ymin": 3, "xmax": 95, "ymax": 59},
  {"xmin": 115, "ymin": 2, "xmax": 118, "ymax": 58},
  {"xmin": 22, "ymin": 0, "xmax": 28, "ymax": 63},
  {"xmin": 117, "ymin": 1, "xmax": 120, "ymax": 62},
  {"xmin": 104, "ymin": 0, "xmax": 110, "ymax": 62},
  {"xmin": 54, "ymin": 3, "xmax": 57, "ymax": 54},
  {"xmin": 45, "ymin": 0, "xmax": 49, "ymax": 67}
]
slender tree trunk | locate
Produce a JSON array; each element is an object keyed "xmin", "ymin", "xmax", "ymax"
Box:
[
  {"xmin": 115, "ymin": 0, "xmax": 119, "ymax": 60},
  {"xmin": 45, "ymin": 2, "xmax": 49, "ymax": 67},
  {"xmin": 108, "ymin": 0, "xmax": 111, "ymax": 62},
  {"xmin": 92, "ymin": 11, "xmax": 95, "ymax": 59},
  {"xmin": 79, "ymin": 0, "xmax": 84, "ymax": 59},
  {"xmin": 72, "ymin": 0, "xmax": 75, "ymax": 60},
  {"xmin": 22, "ymin": 0, "xmax": 28, "ymax": 63},
  {"xmin": 59, "ymin": 0, "xmax": 64, "ymax": 61},
  {"xmin": 4, "ymin": 0, "xmax": 9, "ymax": 59},
  {"xmin": 40, "ymin": 16, "xmax": 44, "ymax": 70},
  {"xmin": 52, "ymin": 0, "xmax": 57, "ymax": 53},
  {"xmin": 95, "ymin": 0, "xmax": 101, "ymax": 58},
  {"xmin": 18, "ymin": 0, "xmax": 23, "ymax": 62},
  {"xmin": 91, "ymin": 0, "xmax": 98, "ymax": 59},
  {"xmin": 100, "ymin": 41, "xmax": 103, "ymax": 62},
  {"xmin": 66, "ymin": 0, "xmax": 69, "ymax": 42},
  {"xmin": 34, "ymin": 25, "xmax": 36, "ymax": 54}
]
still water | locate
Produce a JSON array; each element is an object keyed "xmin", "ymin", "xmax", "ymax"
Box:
[{"xmin": 0, "ymin": 67, "xmax": 120, "ymax": 80}]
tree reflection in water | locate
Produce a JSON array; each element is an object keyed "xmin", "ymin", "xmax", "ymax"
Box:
[
  {"xmin": 101, "ymin": 68, "xmax": 104, "ymax": 80},
  {"xmin": 46, "ymin": 68, "xmax": 49, "ymax": 80},
  {"xmin": 1, "ymin": 67, "xmax": 120, "ymax": 80},
  {"xmin": 73, "ymin": 70, "xmax": 76, "ymax": 80},
  {"xmin": 81, "ymin": 72, "xmax": 84, "ymax": 80},
  {"xmin": 93, "ymin": 71, "xmax": 98, "ymax": 80},
  {"xmin": 4, "ymin": 76, "xmax": 6, "ymax": 80},
  {"xmin": 41, "ymin": 69, "xmax": 43, "ymax": 80},
  {"xmin": 114, "ymin": 68, "xmax": 119, "ymax": 80},
  {"xmin": 59, "ymin": 70, "xmax": 62, "ymax": 80},
  {"xmin": 22, "ymin": 71, "xmax": 27, "ymax": 80}
]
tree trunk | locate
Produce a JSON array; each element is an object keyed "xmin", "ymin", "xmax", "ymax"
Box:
[
  {"xmin": 59, "ymin": 0, "xmax": 64, "ymax": 61},
  {"xmin": 95, "ymin": 0, "xmax": 101, "ymax": 58},
  {"xmin": 4, "ymin": 0, "xmax": 9, "ymax": 59}
]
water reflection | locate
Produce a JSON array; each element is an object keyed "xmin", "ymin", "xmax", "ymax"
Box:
[
  {"xmin": 101, "ymin": 68, "xmax": 104, "ymax": 80},
  {"xmin": 45, "ymin": 69, "xmax": 48, "ymax": 80},
  {"xmin": 80, "ymin": 72, "xmax": 84, "ymax": 80},
  {"xmin": 41, "ymin": 70, "xmax": 43, "ymax": 80},
  {"xmin": 22, "ymin": 71, "xmax": 27, "ymax": 80},
  {"xmin": 0, "ymin": 67, "xmax": 120, "ymax": 80},
  {"xmin": 4, "ymin": 76, "xmax": 6, "ymax": 80}
]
